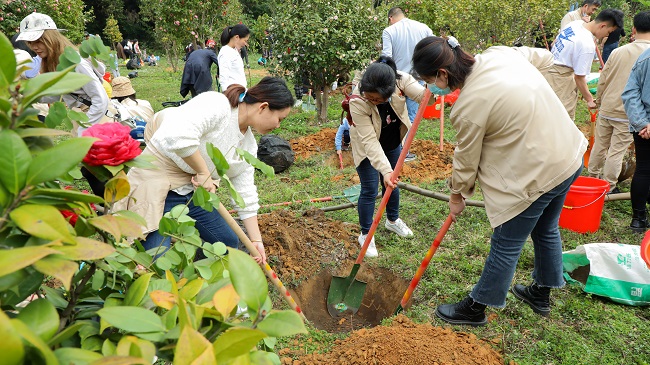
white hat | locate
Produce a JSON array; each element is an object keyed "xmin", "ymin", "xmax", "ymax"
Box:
[{"xmin": 16, "ymin": 13, "xmax": 61, "ymax": 42}]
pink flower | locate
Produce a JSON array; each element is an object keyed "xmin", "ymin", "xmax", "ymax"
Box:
[
  {"xmin": 82, "ymin": 123, "xmax": 142, "ymax": 166},
  {"xmin": 174, "ymin": 20, "xmax": 180, "ymax": 26}
]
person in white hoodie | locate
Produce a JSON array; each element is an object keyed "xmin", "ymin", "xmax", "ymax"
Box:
[{"xmin": 17, "ymin": 12, "xmax": 109, "ymax": 136}]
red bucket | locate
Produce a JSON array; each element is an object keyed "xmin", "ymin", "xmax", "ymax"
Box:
[{"xmin": 559, "ymin": 176, "xmax": 609, "ymax": 233}]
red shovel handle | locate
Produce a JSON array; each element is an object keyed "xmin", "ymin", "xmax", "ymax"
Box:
[
  {"xmin": 357, "ymin": 89, "xmax": 433, "ymax": 263},
  {"xmin": 398, "ymin": 214, "xmax": 454, "ymax": 309}
]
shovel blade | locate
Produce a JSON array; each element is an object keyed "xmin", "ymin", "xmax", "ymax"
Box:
[{"xmin": 327, "ymin": 274, "xmax": 367, "ymax": 317}]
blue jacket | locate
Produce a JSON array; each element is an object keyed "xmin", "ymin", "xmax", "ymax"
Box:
[
  {"xmin": 334, "ymin": 118, "xmax": 350, "ymax": 151},
  {"xmin": 622, "ymin": 47, "xmax": 650, "ymax": 132}
]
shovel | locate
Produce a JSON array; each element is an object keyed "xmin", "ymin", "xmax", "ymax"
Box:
[
  {"xmin": 584, "ymin": 110, "xmax": 598, "ymax": 169},
  {"xmin": 394, "ymin": 214, "xmax": 453, "ymax": 314},
  {"xmin": 339, "ymin": 153, "xmax": 344, "ymax": 170},
  {"xmin": 216, "ymin": 202, "xmax": 307, "ymax": 321},
  {"xmin": 327, "ymin": 89, "xmax": 433, "ymax": 318}
]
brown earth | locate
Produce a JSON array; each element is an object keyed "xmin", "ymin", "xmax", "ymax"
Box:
[
  {"xmin": 290, "ymin": 128, "xmax": 454, "ymax": 184},
  {"xmin": 283, "ymin": 314, "xmax": 508, "ymax": 365}
]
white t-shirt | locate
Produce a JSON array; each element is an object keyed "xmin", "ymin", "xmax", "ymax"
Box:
[
  {"xmin": 551, "ymin": 20, "xmax": 595, "ymax": 76},
  {"xmin": 218, "ymin": 45, "xmax": 247, "ymax": 90}
]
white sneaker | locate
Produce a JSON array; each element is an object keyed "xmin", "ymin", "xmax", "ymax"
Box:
[
  {"xmin": 358, "ymin": 234, "xmax": 378, "ymax": 257},
  {"xmin": 385, "ymin": 218, "xmax": 414, "ymax": 237}
]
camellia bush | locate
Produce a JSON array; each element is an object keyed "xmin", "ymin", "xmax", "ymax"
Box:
[
  {"xmin": 0, "ymin": 32, "xmax": 306, "ymax": 364},
  {"xmin": 271, "ymin": 0, "xmax": 383, "ymax": 123}
]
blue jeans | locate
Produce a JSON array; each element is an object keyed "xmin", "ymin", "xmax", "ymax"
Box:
[
  {"xmin": 602, "ymin": 42, "xmax": 618, "ymax": 64},
  {"xmin": 470, "ymin": 166, "xmax": 582, "ymax": 307},
  {"xmin": 144, "ymin": 191, "xmax": 239, "ymax": 257},
  {"xmin": 404, "ymin": 81, "xmax": 424, "ymax": 151},
  {"xmin": 356, "ymin": 146, "xmax": 402, "ymax": 234}
]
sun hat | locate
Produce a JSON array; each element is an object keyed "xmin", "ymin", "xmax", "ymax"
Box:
[
  {"xmin": 206, "ymin": 39, "xmax": 216, "ymax": 48},
  {"xmin": 16, "ymin": 13, "xmax": 63, "ymax": 42},
  {"xmin": 111, "ymin": 76, "xmax": 136, "ymax": 98}
]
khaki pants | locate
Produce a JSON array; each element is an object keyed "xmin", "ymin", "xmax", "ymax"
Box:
[
  {"xmin": 587, "ymin": 115, "xmax": 633, "ymax": 190},
  {"xmin": 544, "ymin": 64, "xmax": 578, "ymax": 121}
]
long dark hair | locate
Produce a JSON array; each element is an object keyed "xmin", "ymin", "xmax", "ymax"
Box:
[
  {"xmin": 220, "ymin": 24, "xmax": 250, "ymax": 46},
  {"xmin": 412, "ymin": 36, "xmax": 475, "ymax": 90},
  {"xmin": 359, "ymin": 56, "xmax": 401, "ymax": 99},
  {"xmin": 224, "ymin": 77, "xmax": 295, "ymax": 109}
]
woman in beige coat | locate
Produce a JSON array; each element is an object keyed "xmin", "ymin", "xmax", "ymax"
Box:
[
  {"xmin": 412, "ymin": 36, "xmax": 586, "ymax": 326},
  {"xmin": 349, "ymin": 56, "xmax": 432, "ymax": 257}
]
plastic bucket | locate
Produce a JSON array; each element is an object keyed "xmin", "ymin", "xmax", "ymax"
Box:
[
  {"xmin": 559, "ymin": 176, "xmax": 609, "ymax": 233},
  {"xmin": 423, "ymin": 97, "xmax": 442, "ymax": 119}
]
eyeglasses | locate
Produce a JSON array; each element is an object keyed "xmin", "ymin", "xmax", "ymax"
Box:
[{"xmin": 362, "ymin": 93, "xmax": 387, "ymax": 104}]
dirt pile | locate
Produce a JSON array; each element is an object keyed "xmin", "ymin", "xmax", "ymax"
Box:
[
  {"xmin": 286, "ymin": 314, "xmax": 507, "ymax": 365},
  {"xmin": 290, "ymin": 129, "xmax": 454, "ymax": 183},
  {"xmin": 258, "ymin": 209, "xmax": 357, "ymax": 280}
]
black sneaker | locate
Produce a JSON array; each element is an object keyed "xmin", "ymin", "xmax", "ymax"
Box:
[
  {"xmin": 511, "ymin": 283, "xmax": 551, "ymax": 316},
  {"xmin": 435, "ymin": 296, "xmax": 487, "ymax": 326},
  {"xmin": 342, "ymin": 142, "xmax": 350, "ymax": 151},
  {"xmin": 607, "ymin": 187, "xmax": 620, "ymax": 195}
]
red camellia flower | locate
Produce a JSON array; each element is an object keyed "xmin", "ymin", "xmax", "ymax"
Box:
[
  {"xmin": 60, "ymin": 187, "xmax": 96, "ymax": 226},
  {"xmin": 82, "ymin": 123, "xmax": 142, "ymax": 166}
]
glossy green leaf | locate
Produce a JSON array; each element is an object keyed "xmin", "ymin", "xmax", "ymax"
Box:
[
  {"xmin": 221, "ymin": 175, "xmax": 245, "ymax": 208},
  {"xmin": 17, "ymin": 299, "xmax": 60, "ymax": 342},
  {"xmin": 0, "ymin": 129, "xmax": 32, "ymax": 194},
  {"xmin": 0, "ymin": 311, "xmax": 25, "ymax": 365},
  {"xmin": 10, "ymin": 205, "xmax": 77, "ymax": 244},
  {"xmin": 227, "ymin": 246, "xmax": 268, "ymax": 312},
  {"xmin": 104, "ymin": 164, "xmax": 125, "ymax": 176},
  {"xmin": 54, "ymin": 237, "xmax": 115, "ymax": 261},
  {"xmin": 155, "ymin": 256, "xmax": 172, "ymax": 271},
  {"xmin": 92, "ymin": 269, "xmax": 105, "ymax": 290},
  {"xmin": 236, "ymin": 148, "xmax": 275, "ymax": 177},
  {"xmin": 44, "ymin": 102, "xmax": 71, "ymax": 129},
  {"xmin": 32, "ymin": 255, "xmax": 79, "ymax": 290},
  {"xmin": 123, "ymin": 273, "xmax": 154, "ymax": 306},
  {"xmin": 17, "ymin": 128, "xmax": 72, "ymax": 138},
  {"xmin": 206, "ymin": 142, "xmax": 230, "ymax": 176},
  {"xmin": 0, "ymin": 246, "xmax": 60, "ymax": 277},
  {"xmin": 89, "ymin": 356, "xmax": 149, "ymax": 365},
  {"xmin": 0, "ymin": 268, "xmax": 29, "ymax": 291},
  {"xmin": 0, "ymin": 180, "xmax": 10, "ymax": 208},
  {"xmin": 191, "ymin": 186, "xmax": 212, "ymax": 211},
  {"xmin": 27, "ymin": 137, "xmax": 96, "ymax": 185},
  {"xmin": 54, "ymin": 348, "xmax": 103, "ymax": 364},
  {"xmin": 169, "ymin": 204, "xmax": 190, "ymax": 219},
  {"xmin": 27, "ymin": 187, "xmax": 104, "ymax": 204},
  {"xmin": 41, "ymin": 285, "xmax": 69, "ymax": 309},
  {"xmin": 0, "ymin": 32, "xmax": 16, "ymax": 89},
  {"xmin": 22, "ymin": 67, "xmax": 90, "ymax": 106},
  {"xmin": 47, "ymin": 321, "xmax": 84, "ymax": 347},
  {"xmin": 104, "ymin": 171, "xmax": 130, "ymax": 204},
  {"xmin": 256, "ymin": 310, "xmax": 307, "ymax": 338},
  {"xmin": 213, "ymin": 327, "xmax": 266, "ymax": 363},
  {"xmin": 101, "ymin": 339, "xmax": 116, "ymax": 357},
  {"xmin": 99, "ymin": 296, "xmax": 123, "ymax": 333},
  {"xmin": 88, "ymin": 215, "xmax": 145, "ymax": 240},
  {"xmin": 113, "ymin": 209, "xmax": 147, "ymax": 227},
  {"xmin": 250, "ymin": 351, "xmax": 282, "ymax": 365},
  {"xmin": 56, "ymin": 47, "xmax": 82, "ymax": 71},
  {"xmin": 68, "ymin": 109, "xmax": 89, "ymax": 123},
  {"xmin": 11, "ymin": 318, "xmax": 59, "ymax": 365},
  {"xmin": 179, "ymin": 278, "xmax": 205, "ymax": 300},
  {"xmin": 175, "ymin": 326, "xmax": 217, "ymax": 365},
  {"xmin": 97, "ymin": 306, "xmax": 165, "ymax": 333},
  {"xmin": 115, "ymin": 336, "xmax": 156, "ymax": 364}
]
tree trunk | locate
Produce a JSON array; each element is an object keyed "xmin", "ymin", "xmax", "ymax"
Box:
[{"xmin": 315, "ymin": 84, "xmax": 331, "ymax": 124}]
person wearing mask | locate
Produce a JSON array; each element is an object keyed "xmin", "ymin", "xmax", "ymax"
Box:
[
  {"xmin": 180, "ymin": 39, "xmax": 219, "ymax": 98},
  {"xmin": 17, "ymin": 12, "xmax": 109, "ymax": 136},
  {"xmin": 115, "ymin": 77, "xmax": 294, "ymax": 262},
  {"xmin": 412, "ymin": 36, "xmax": 586, "ymax": 325},
  {"xmin": 349, "ymin": 56, "xmax": 434, "ymax": 257},
  {"xmin": 218, "ymin": 24, "xmax": 250, "ymax": 90},
  {"xmin": 381, "ymin": 6, "xmax": 434, "ymax": 162}
]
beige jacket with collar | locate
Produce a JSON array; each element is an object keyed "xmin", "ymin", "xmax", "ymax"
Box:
[
  {"xmin": 349, "ymin": 71, "xmax": 427, "ymax": 176},
  {"xmin": 450, "ymin": 47, "xmax": 587, "ymax": 228}
]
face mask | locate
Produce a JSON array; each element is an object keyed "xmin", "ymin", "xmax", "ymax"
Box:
[{"xmin": 427, "ymin": 74, "xmax": 451, "ymax": 95}]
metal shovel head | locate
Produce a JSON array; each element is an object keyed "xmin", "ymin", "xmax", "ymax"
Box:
[{"xmin": 327, "ymin": 266, "xmax": 367, "ymax": 317}]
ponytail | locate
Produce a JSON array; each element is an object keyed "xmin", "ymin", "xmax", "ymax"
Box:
[
  {"xmin": 220, "ymin": 24, "xmax": 251, "ymax": 46},
  {"xmin": 223, "ymin": 77, "xmax": 294, "ymax": 110}
]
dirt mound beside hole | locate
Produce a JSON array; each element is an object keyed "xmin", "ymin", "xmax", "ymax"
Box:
[
  {"xmin": 291, "ymin": 128, "xmax": 338, "ymax": 160},
  {"xmin": 291, "ymin": 314, "xmax": 506, "ymax": 365},
  {"xmin": 292, "ymin": 267, "xmax": 410, "ymax": 333}
]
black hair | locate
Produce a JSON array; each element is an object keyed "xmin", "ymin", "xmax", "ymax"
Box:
[
  {"xmin": 359, "ymin": 61, "xmax": 397, "ymax": 99},
  {"xmin": 634, "ymin": 11, "xmax": 650, "ymax": 33},
  {"xmin": 224, "ymin": 76, "xmax": 295, "ymax": 110},
  {"xmin": 595, "ymin": 8, "xmax": 624, "ymax": 29},
  {"xmin": 388, "ymin": 7, "xmax": 404, "ymax": 18},
  {"xmin": 220, "ymin": 24, "xmax": 250, "ymax": 46},
  {"xmin": 581, "ymin": 0, "xmax": 601, "ymax": 6},
  {"xmin": 412, "ymin": 36, "xmax": 476, "ymax": 90},
  {"xmin": 113, "ymin": 95, "xmax": 137, "ymax": 103},
  {"xmin": 11, "ymin": 33, "xmax": 36, "ymax": 57}
]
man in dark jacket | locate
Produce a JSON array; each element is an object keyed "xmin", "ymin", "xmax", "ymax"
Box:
[{"xmin": 180, "ymin": 39, "xmax": 219, "ymax": 98}]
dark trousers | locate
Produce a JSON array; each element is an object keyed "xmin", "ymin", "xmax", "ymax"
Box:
[{"xmin": 631, "ymin": 132, "xmax": 650, "ymax": 211}]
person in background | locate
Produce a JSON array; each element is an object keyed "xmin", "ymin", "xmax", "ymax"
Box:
[
  {"xmin": 240, "ymin": 45, "xmax": 250, "ymax": 68},
  {"xmin": 412, "ymin": 36, "xmax": 586, "ymax": 326},
  {"xmin": 589, "ymin": 12, "xmax": 650, "ymax": 199},
  {"xmin": 382, "ymin": 6, "xmax": 434, "ymax": 162},
  {"xmin": 546, "ymin": 9, "xmax": 624, "ymax": 121},
  {"xmin": 349, "ymin": 56, "xmax": 434, "ymax": 257},
  {"xmin": 111, "ymin": 76, "xmax": 155, "ymax": 124},
  {"xmin": 601, "ymin": 27, "xmax": 626, "ymax": 64},
  {"xmin": 218, "ymin": 24, "xmax": 250, "ymax": 90},
  {"xmin": 180, "ymin": 39, "xmax": 219, "ymax": 98},
  {"xmin": 11, "ymin": 33, "xmax": 40, "ymax": 79},
  {"xmin": 335, "ymin": 117, "xmax": 351, "ymax": 155},
  {"xmin": 17, "ymin": 12, "xmax": 109, "ymax": 136},
  {"xmin": 114, "ymin": 77, "xmax": 294, "ymax": 263},
  {"xmin": 622, "ymin": 24, "xmax": 650, "ymax": 233},
  {"xmin": 560, "ymin": 0, "xmax": 602, "ymax": 30}
]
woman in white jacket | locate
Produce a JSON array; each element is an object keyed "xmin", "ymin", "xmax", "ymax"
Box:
[{"xmin": 18, "ymin": 12, "xmax": 109, "ymax": 136}]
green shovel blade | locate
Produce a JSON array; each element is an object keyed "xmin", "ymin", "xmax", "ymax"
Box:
[{"xmin": 327, "ymin": 265, "xmax": 367, "ymax": 318}]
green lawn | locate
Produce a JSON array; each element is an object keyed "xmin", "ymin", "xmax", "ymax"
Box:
[{"xmin": 128, "ymin": 55, "xmax": 650, "ymax": 365}]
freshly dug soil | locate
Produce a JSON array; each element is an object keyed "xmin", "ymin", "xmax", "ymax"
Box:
[
  {"xmin": 286, "ymin": 314, "xmax": 507, "ymax": 365},
  {"xmin": 290, "ymin": 128, "xmax": 454, "ymax": 183}
]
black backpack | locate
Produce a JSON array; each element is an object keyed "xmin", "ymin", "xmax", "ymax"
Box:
[{"xmin": 256, "ymin": 135, "xmax": 295, "ymax": 173}]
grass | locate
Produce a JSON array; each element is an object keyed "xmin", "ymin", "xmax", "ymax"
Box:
[{"xmin": 129, "ymin": 55, "xmax": 650, "ymax": 365}]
